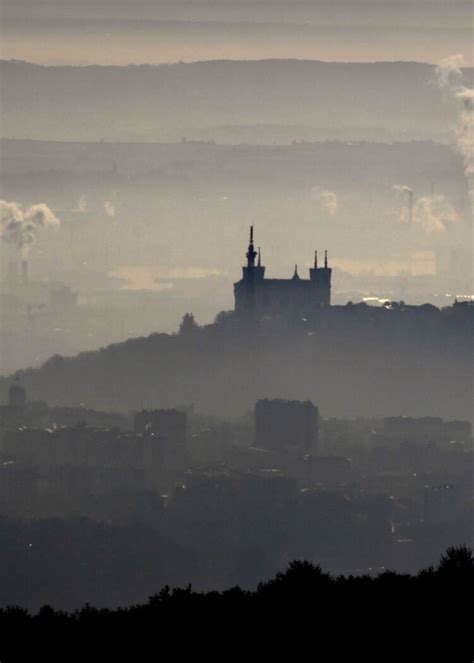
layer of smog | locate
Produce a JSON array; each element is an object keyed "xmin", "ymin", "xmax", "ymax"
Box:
[
  {"xmin": 0, "ymin": 2, "xmax": 472, "ymax": 644},
  {"xmin": 1, "ymin": 134, "xmax": 472, "ymax": 374}
]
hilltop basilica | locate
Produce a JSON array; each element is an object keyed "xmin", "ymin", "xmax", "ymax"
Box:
[{"xmin": 234, "ymin": 227, "xmax": 332, "ymax": 316}]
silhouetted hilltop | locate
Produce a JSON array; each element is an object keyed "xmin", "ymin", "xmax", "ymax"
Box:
[
  {"xmin": 1, "ymin": 302, "xmax": 472, "ymax": 419},
  {"xmin": 2, "ymin": 59, "xmax": 473, "ymax": 142}
]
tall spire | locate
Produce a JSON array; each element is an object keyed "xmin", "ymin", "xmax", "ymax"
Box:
[
  {"xmin": 324, "ymin": 250, "xmax": 328, "ymax": 269},
  {"xmin": 314, "ymin": 250, "xmax": 318, "ymax": 269},
  {"xmin": 258, "ymin": 246, "xmax": 261, "ymax": 267},
  {"xmin": 292, "ymin": 264, "xmax": 299, "ymax": 279},
  {"xmin": 246, "ymin": 225, "xmax": 257, "ymax": 268}
]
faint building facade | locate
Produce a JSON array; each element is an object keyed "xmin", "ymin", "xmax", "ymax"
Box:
[
  {"xmin": 424, "ymin": 484, "xmax": 460, "ymax": 524},
  {"xmin": 378, "ymin": 417, "xmax": 472, "ymax": 448},
  {"xmin": 8, "ymin": 380, "xmax": 26, "ymax": 409},
  {"xmin": 254, "ymin": 398, "xmax": 319, "ymax": 456},
  {"xmin": 134, "ymin": 408, "xmax": 187, "ymax": 470},
  {"xmin": 304, "ymin": 455, "xmax": 352, "ymax": 486}
]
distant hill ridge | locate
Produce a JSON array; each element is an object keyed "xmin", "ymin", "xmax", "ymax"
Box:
[
  {"xmin": 2, "ymin": 59, "xmax": 472, "ymax": 142},
  {"xmin": 2, "ymin": 57, "xmax": 473, "ymax": 69}
]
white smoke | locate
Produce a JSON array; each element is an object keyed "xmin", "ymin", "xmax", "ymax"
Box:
[
  {"xmin": 435, "ymin": 54, "xmax": 465, "ymax": 90},
  {"xmin": 24, "ymin": 203, "xmax": 60, "ymax": 228},
  {"xmin": 435, "ymin": 55, "xmax": 474, "ymax": 190},
  {"xmin": 456, "ymin": 86, "xmax": 474, "ymax": 107},
  {"xmin": 104, "ymin": 201, "xmax": 116, "ymax": 218},
  {"xmin": 412, "ymin": 194, "xmax": 460, "ymax": 235},
  {"xmin": 312, "ymin": 187, "xmax": 338, "ymax": 217},
  {"xmin": 392, "ymin": 184, "xmax": 460, "ymax": 235},
  {"xmin": 393, "ymin": 185, "xmax": 413, "ymax": 195},
  {"xmin": 0, "ymin": 200, "xmax": 23, "ymax": 224},
  {"xmin": 74, "ymin": 195, "xmax": 88, "ymax": 213},
  {"xmin": 455, "ymin": 87, "xmax": 474, "ymax": 177},
  {"xmin": 0, "ymin": 200, "xmax": 60, "ymax": 256}
]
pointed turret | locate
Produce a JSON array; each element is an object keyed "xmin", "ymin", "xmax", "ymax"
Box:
[
  {"xmin": 235, "ymin": 226, "xmax": 265, "ymax": 316},
  {"xmin": 246, "ymin": 225, "xmax": 257, "ymax": 268},
  {"xmin": 309, "ymin": 249, "xmax": 318, "ymax": 280},
  {"xmin": 310, "ymin": 247, "xmax": 332, "ymax": 307},
  {"xmin": 235, "ymin": 230, "xmax": 332, "ymax": 318},
  {"xmin": 242, "ymin": 227, "xmax": 264, "ymax": 280}
]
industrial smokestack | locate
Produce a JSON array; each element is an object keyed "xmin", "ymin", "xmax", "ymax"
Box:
[
  {"xmin": 408, "ymin": 189, "xmax": 414, "ymax": 225},
  {"xmin": 392, "ymin": 185, "xmax": 414, "ymax": 225},
  {"xmin": 7, "ymin": 261, "xmax": 18, "ymax": 288},
  {"xmin": 21, "ymin": 259, "xmax": 28, "ymax": 284}
]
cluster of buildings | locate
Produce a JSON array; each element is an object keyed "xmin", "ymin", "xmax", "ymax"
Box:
[
  {"xmin": 0, "ymin": 377, "xmax": 472, "ymax": 530},
  {"xmin": 0, "ymin": 383, "xmax": 187, "ymax": 518}
]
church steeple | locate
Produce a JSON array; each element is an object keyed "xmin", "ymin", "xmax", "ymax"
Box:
[
  {"xmin": 242, "ymin": 226, "xmax": 265, "ymax": 285},
  {"xmin": 235, "ymin": 232, "xmax": 332, "ymax": 316},
  {"xmin": 246, "ymin": 225, "xmax": 257, "ymax": 268}
]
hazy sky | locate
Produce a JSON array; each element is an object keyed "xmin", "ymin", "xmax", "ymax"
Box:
[{"xmin": 1, "ymin": 0, "xmax": 472, "ymax": 65}]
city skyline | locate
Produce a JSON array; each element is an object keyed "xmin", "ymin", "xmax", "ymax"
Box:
[{"xmin": 0, "ymin": 1, "xmax": 472, "ymax": 651}]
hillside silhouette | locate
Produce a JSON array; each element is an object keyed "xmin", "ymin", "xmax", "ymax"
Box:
[{"xmin": 1, "ymin": 302, "xmax": 472, "ymax": 419}]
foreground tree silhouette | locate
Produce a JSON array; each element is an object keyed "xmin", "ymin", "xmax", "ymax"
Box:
[
  {"xmin": 0, "ymin": 545, "xmax": 472, "ymax": 653},
  {"xmin": 437, "ymin": 544, "xmax": 474, "ymax": 580},
  {"xmin": 257, "ymin": 560, "xmax": 333, "ymax": 597}
]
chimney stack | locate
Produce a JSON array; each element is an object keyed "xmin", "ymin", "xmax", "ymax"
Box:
[
  {"xmin": 7, "ymin": 261, "xmax": 18, "ymax": 289},
  {"xmin": 408, "ymin": 189, "xmax": 413, "ymax": 225},
  {"xmin": 21, "ymin": 260, "xmax": 28, "ymax": 285}
]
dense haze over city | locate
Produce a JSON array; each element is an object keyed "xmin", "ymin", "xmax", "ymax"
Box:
[
  {"xmin": 1, "ymin": 0, "xmax": 473, "ymax": 373},
  {"xmin": 0, "ymin": 0, "xmax": 472, "ymax": 646}
]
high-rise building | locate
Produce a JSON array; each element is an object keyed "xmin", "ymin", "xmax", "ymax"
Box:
[
  {"xmin": 254, "ymin": 399, "xmax": 319, "ymax": 456},
  {"xmin": 134, "ymin": 409, "xmax": 187, "ymax": 470},
  {"xmin": 8, "ymin": 380, "xmax": 26, "ymax": 409}
]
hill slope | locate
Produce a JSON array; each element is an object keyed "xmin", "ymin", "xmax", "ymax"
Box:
[{"xmin": 2, "ymin": 305, "xmax": 473, "ymax": 419}]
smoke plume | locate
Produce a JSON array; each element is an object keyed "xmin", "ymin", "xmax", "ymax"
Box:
[
  {"xmin": 393, "ymin": 185, "xmax": 413, "ymax": 195},
  {"xmin": 455, "ymin": 87, "xmax": 474, "ymax": 177},
  {"xmin": 412, "ymin": 194, "xmax": 459, "ymax": 235},
  {"xmin": 312, "ymin": 188, "xmax": 338, "ymax": 217},
  {"xmin": 435, "ymin": 55, "xmax": 474, "ymax": 188},
  {"xmin": 104, "ymin": 201, "xmax": 116, "ymax": 218},
  {"xmin": 0, "ymin": 200, "xmax": 60, "ymax": 256},
  {"xmin": 435, "ymin": 54, "xmax": 465, "ymax": 90},
  {"xmin": 74, "ymin": 195, "xmax": 88, "ymax": 213}
]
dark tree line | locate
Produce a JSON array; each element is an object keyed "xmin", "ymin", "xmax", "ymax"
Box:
[{"xmin": 1, "ymin": 546, "xmax": 472, "ymax": 656}]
